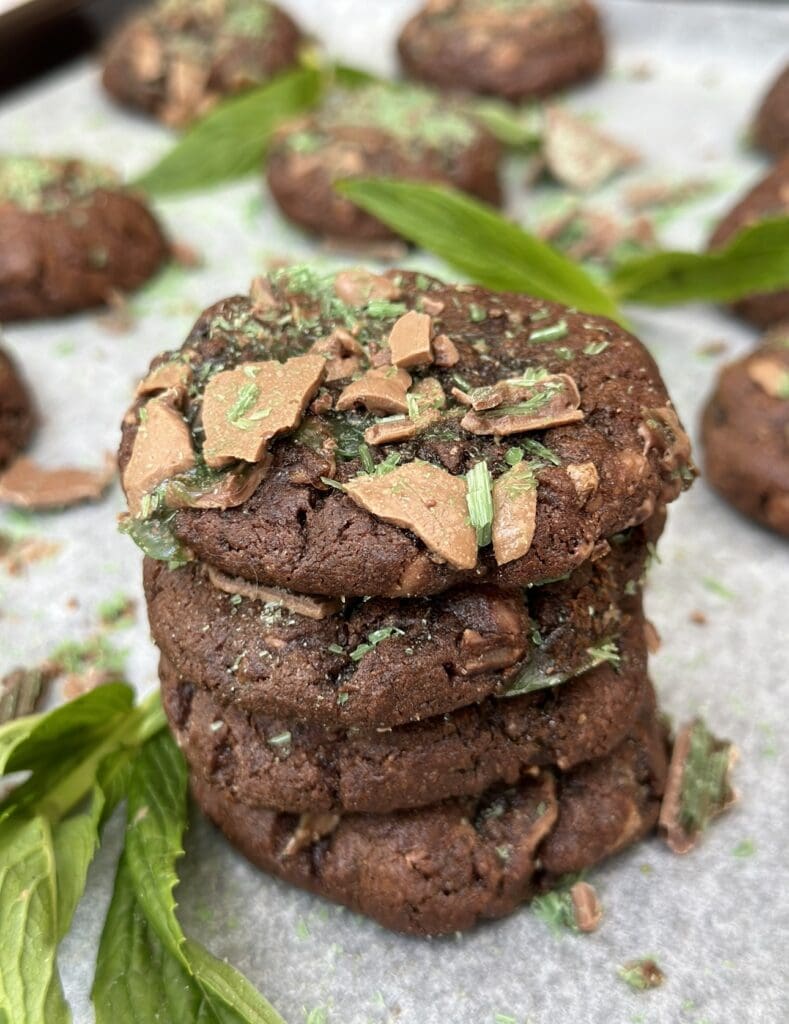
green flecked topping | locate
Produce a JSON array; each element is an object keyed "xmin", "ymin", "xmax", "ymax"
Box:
[
  {"xmin": 284, "ymin": 83, "xmax": 482, "ymax": 156},
  {"xmin": 160, "ymin": 0, "xmax": 272, "ymax": 36},
  {"xmin": 0, "ymin": 156, "xmax": 118, "ymax": 214},
  {"xmin": 529, "ymin": 319, "xmax": 568, "ymax": 344},
  {"xmin": 679, "ymin": 720, "xmax": 734, "ymax": 837},
  {"xmin": 120, "ymin": 513, "xmax": 191, "ymax": 569}
]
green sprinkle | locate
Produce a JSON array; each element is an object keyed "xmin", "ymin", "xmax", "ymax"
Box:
[
  {"xmin": 327, "ymin": 643, "xmax": 344, "ymax": 655},
  {"xmin": 336, "ymin": 692, "xmax": 350, "ymax": 706},
  {"xmin": 295, "ymin": 918, "xmax": 310, "ymax": 940},
  {"xmin": 733, "ymin": 838, "xmax": 756, "ymax": 858},
  {"xmin": 365, "ymin": 299, "xmax": 407, "ymax": 319},
  {"xmin": 349, "ymin": 626, "xmax": 405, "ymax": 662},
  {"xmin": 469, "ymin": 303, "xmax": 487, "ymax": 323},
  {"xmin": 374, "ymin": 452, "xmax": 402, "ymax": 476},
  {"xmin": 530, "ymin": 319, "xmax": 568, "ymax": 343},
  {"xmin": 586, "ymin": 640, "xmax": 621, "ymax": 669},
  {"xmin": 465, "ymin": 460, "xmax": 494, "ymax": 547},
  {"xmin": 229, "ymin": 594, "xmax": 243, "ymax": 606},
  {"xmin": 358, "ymin": 444, "xmax": 375, "ymax": 474},
  {"xmin": 521, "ymin": 437, "xmax": 561, "ymax": 467},
  {"xmin": 504, "ymin": 447, "xmax": 524, "ymax": 466},
  {"xmin": 493, "ymin": 1015, "xmax": 516, "ymax": 1024},
  {"xmin": 97, "ymin": 593, "xmax": 135, "ymax": 629},
  {"xmin": 702, "ymin": 576, "xmax": 735, "ymax": 601},
  {"xmin": 583, "ymin": 340, "xmax": 609, "ymax": 356},
  {"xmin": 320, "ymin": 476, "xmax": 345, "ymax": 491},
  {"xmin": 267, "ymin": 731, "xmax": 292, "ymax": 749},
  {"xmin": 305, "ymin": 1008, "xmax": 328, "ymax": 1024},
  {"xmin": 532, "ymin": 875, "xmax": 582, "ymax": 935}
]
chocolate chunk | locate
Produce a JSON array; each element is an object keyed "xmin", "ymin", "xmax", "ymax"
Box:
[
  {"xmin": 461, "ymin": 373, "xmax": 584, "ymax": 436},
  {"xmin": 345, "ymin": 460, "xmax": 477, "ymax": 570},
  {"xmin": 336, "ymin": 366, "xmax": 413, "ymax": 415},
  {"xmin": 570, "ymin": 880, "xmax": 603, "ymax": 932},
  {"xmin": 388, "ymin": 310, "xmax": 434, "ymax": 368},
  {"xmin": 136, "ymin": 360, "xmax": 192, "ymax": 397},
  {"xmin": 543, "ymin": 105, "xmax": 639, "ymax": 192},
  {"xmin": 206, "ymin": 566, "xmax": 340, "ymax": 621},
  {"xmin": 334, "ymin": 269, "xmax": 401, "ymax": 306},
  {"xmin": 1, "ymin": 453, "xmax": 116, "ymax": 511},
  {"xmin": 202, "ymin": 353, "xmax": 325, "ymax": 468},
  {"xmin": 492, "ymin": 461, "xmax": 538, "ymax": 565},
  {"xmin": 123, "ymin": 396, "xmax": 194, "ymax": 517}
]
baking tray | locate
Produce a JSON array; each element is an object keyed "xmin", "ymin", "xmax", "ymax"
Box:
[{"xmin": 0, "ymin": 1, "xmax": 787, "ymax": 1021}]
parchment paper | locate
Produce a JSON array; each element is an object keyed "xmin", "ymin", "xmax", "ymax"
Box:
[{"xmin": 0, "ymin": 2, "xmax": 787, "ymax": 1021}]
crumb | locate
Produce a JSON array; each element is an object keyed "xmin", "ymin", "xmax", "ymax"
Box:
[
  {"xmin": 617, "ymin": 958, "xmax": 665, "ymax": 990},
  {"xmin": 696, "ymin": 339, "xmax": 728, "ymax": 358},
  {"xmin": 97, "ymin": 288, "xmax": 134, "ymax": 333},
  {"xmin": 690, "ymin": 610, "xmax": 707, "ymax": 626},
  {"xmin": 170, "ymin": 240, "xmax": 203, "ymax": 268}
]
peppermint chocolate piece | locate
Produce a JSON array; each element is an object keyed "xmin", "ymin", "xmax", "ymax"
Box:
[
  {"xmin": 398, "ymin": 0, "xmax": 606, "ymax": 102},
  {"xmin": 701, "ymin": 335, "xmax": 789, "ymax": 535},
  {"xmin": 123, "ymin": 396, "xmax": 195, "ymax": 517},
  {"xmin": 492, "ymin": 461, "xmax": 538, "ymax": 565},
  {"xmin": 118, "ymin": 268, "xmax": 692, "ymax": 598},
  {"xmin": 102, "ymin": 0, "xmax": 304, "ymax": 127},
  {"xmin": 0, "ymin": 156, "xmax": 168, "ymax": 321},
  {"xmin": 0, "ymin": 453, "xmax": 116, "ymax": 510}
]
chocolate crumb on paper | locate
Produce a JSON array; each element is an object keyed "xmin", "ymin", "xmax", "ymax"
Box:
[
  {"xmin": 0, "ymin": 453, "xmax": 116, "ymax": 510},
  {"xmin": 617, "ymin": 958, "xmax": 665, "ymax": 990}
]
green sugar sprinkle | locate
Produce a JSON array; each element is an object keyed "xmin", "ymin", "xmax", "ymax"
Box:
[
  {"xmin": 349, "ymin": 626, "xmax": 405, "ymax": 662},
  {"xmin": 617, "ymin": 958, "xmax": 665, "ymax": 991},
  {"xmin": 226, "ymin": 381, "xmax": 261, "ymax": 428},
  {"xmin": 504, "ymin": 447, "xmax": 524, "ymax": 466},
  {"xmin": 586, "ymin": 640, "xmax": 621, "ymax": 669},
  {"xmin": 365, "ymin": 299, "xmax": 408, "ymax": 319},
  {"xmin": 521, "ymin": 437, "xmax": 561, "ymax": 466},
  {"xmin": 679, "ymin": 719, "xmax": 734, "ymax": 837},
  {"xmin": 733, "ymin": 838, "xmax": 756, "ymax": 858},
  {"xmin": 702, "ymin": 576, "xmax": 735, "ymax": 601},
  {"xmin": 583, "ymin": 340, "xmax": 609, "ymax": 355},
  {"xmin": 465, "ymin": 460, "xmax": 494, "ymax": 547},
  {"xmin": 529, "ymin": 319, "xmax": 568, "ymax": 344}
]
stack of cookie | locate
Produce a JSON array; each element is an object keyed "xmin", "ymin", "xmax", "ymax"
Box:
[{"xmin": 119, "ymin": 266, "xmax": 694, "ymax": 935}]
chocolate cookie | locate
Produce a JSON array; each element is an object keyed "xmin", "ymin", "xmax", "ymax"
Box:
[
  {"xmin": 701, "ymin": 328, "xmax": 789, "ymax": 536},
  {"xmin": 144, "ymin": 523, "xmax": 654, "ymax": 730},
  {"xmin": 0, "ymin": 347, "xmax": 36, "ymax": 468},
  {"xmin": 102, "ymin": 0, "xmax": 303, "ymax": 127},
  {"xmin": 266, "ymin": 83, "xmax": 502, "ymax": 242},
  {"xmin": 190, "ymin": 708, "xmax": 667, "ymax": 936},
  {"xmin": 118, "ymin": 268, "xmax": 693, "ymax": 598},
  {"xmin": 708, "ymin": 157, "xmax": 789, "ymax": 327},
  {"xmin": 752, "ymin": 63, "xmax": 789, "ymax": 158},
  {"xmin": 160, "ymin": 612, "xmax": 651, "ymax": 814},
  {"xmin": 0, "ymin": 157, "xmax": 168, "ymax": 322},
  {"xmin": 397, "ymin": 0, "xmax": 605, "ymax": 102}
]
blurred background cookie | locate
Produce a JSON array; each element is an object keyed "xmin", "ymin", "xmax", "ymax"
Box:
[
  {"xmin": 102, "ymin": 0, "xmax": 304, "ymax": 127},
  {"xmin": 752, "ymin": 62, "xmax": 789, "ymax": 159},
  {"xmin": 267, "ymin": 83, "xmax": 502, "ymax": 241},
  {"xmin": 397, "ymin": 0, "xmax": 605, "ymax": 102},
  {"xmin": 701, "ymin": 326, "xmax": 789, "ymax": 536},
  {"xmin": 0, "ymin": 346, "xmax": 35, "ymax": 468},
  {"xmin": 0, "ymin": 156, "xmax": 168, "ymax": 321}
]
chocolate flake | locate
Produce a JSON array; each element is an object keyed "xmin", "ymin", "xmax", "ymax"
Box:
[
  {"xmin": 747, "ymin": 356, "xmax": 789, "ymax": 399},
  {"xmin": 336, "ymin": 366, "xmax": 413, "ymax": 415},
  {"xmin": 333, "ymin": 269, "xmax": 400, "ymax": 306},
  {"xmin": 202, "ymin": 354, "xmax": 325, "ymax": 468},
  {"xmin": 207, "ymin": 566, "xmax": 340, "ymax": 620},
  {"xmin": 461, "ymin": 373, "xmax": 583, "ymax": 436},
  {"xmin": 492, "ymin": 461, "xmax": 538, "ymax": 565},
  {"xmin": 344, "ymin": 460, "xmax": 477, "ymax": 569},
  {"xmin": 1, "ymin": 452, "xmax": 117, "ymax": 511},
  {"xmin": 543, "ymin": 106, "xmax": 639, "ymax": 192},
  {"xmin": 570, "ymin": 881, "xmax": 603, "ymax": 933},
  {"xmin": 124, "ymin": 396, "xmax": 195, "ymax": 517},
  {"xmin": 387, "ymin": 311, "xmax": 434, "ymax": 368},
  {"xmin": 136, "ymin": 360, "xmax": 192, "ymax": 397},
  {"xmin": 281, "ymin": 812, "xmax": 341, "ymax": 858}
]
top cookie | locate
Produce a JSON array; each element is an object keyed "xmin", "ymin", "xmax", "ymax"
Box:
[
  {"xmin": 102, "ymin": 0, "xmax": 304, "ymax": 127},
  {"xmin": 398, "ymin": 0, "xmax": 605, "ymax": 102},
  {"xmin": 0, "ymin": 156, "xmax": 168, "ymax": 322},
  {"xmin": 266, "ymin": 83, "xmax": 502, "ymax": 241},
  {"xmin": 118, "ymin": 267, "xmax": 693, "ymax": 598},
  {"xmin": 752, "ymin": 63, "xmax": 789, "ymax": 159}
]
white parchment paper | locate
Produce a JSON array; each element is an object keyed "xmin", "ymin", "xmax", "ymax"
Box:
[{"xmin": 0, "ymin": 2, "xmax": 787, "ymax": 1021}]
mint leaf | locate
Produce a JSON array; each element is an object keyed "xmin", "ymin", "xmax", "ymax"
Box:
[
  {"xmin": 0, "ymin": 816, "xmax": 62, "ymax": 1024},
  {"xmin": 611, "ymin": 216, "xmax": 789, "ymax": 305},
  {"xmin": 117, "ymin": 732, "xmax": 286, "ymax": 1024},
  {"xmin": 135, "ymin": 67, "xmax": 324, "ymax": 195},
  {"xmin": 337, "ymin": 178, "xmax": 623, "ymax": 320}
]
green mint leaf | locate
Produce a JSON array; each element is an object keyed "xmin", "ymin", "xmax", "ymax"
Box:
[
  {"xmin": 52, "ymin": 786, "xmax": 106, "ymax": 942},
  {"xmin": 0, "ymin": 815, "xmax": 62, "ymax": 1024},
  {"xmin": 336, "ymin": 178, "xmax": 623, "ymax": 320},
  {"xmin": 470, "ymin": 99, "xmax": 542, "ymax": 149},
  {"xmin": 611, "ymin": 216, "xmax": 789, "ymax": 305},
  {"xmin": 119, "ymin": 731, "xmax": 286, "ymax": 1023},
  {"xmin": 135, "ymin": 67, "xmax": 324, "ymax": 195},
  {"xmin": 466, "ymin": 460, "xmax": 494, "ymax": 547}
]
